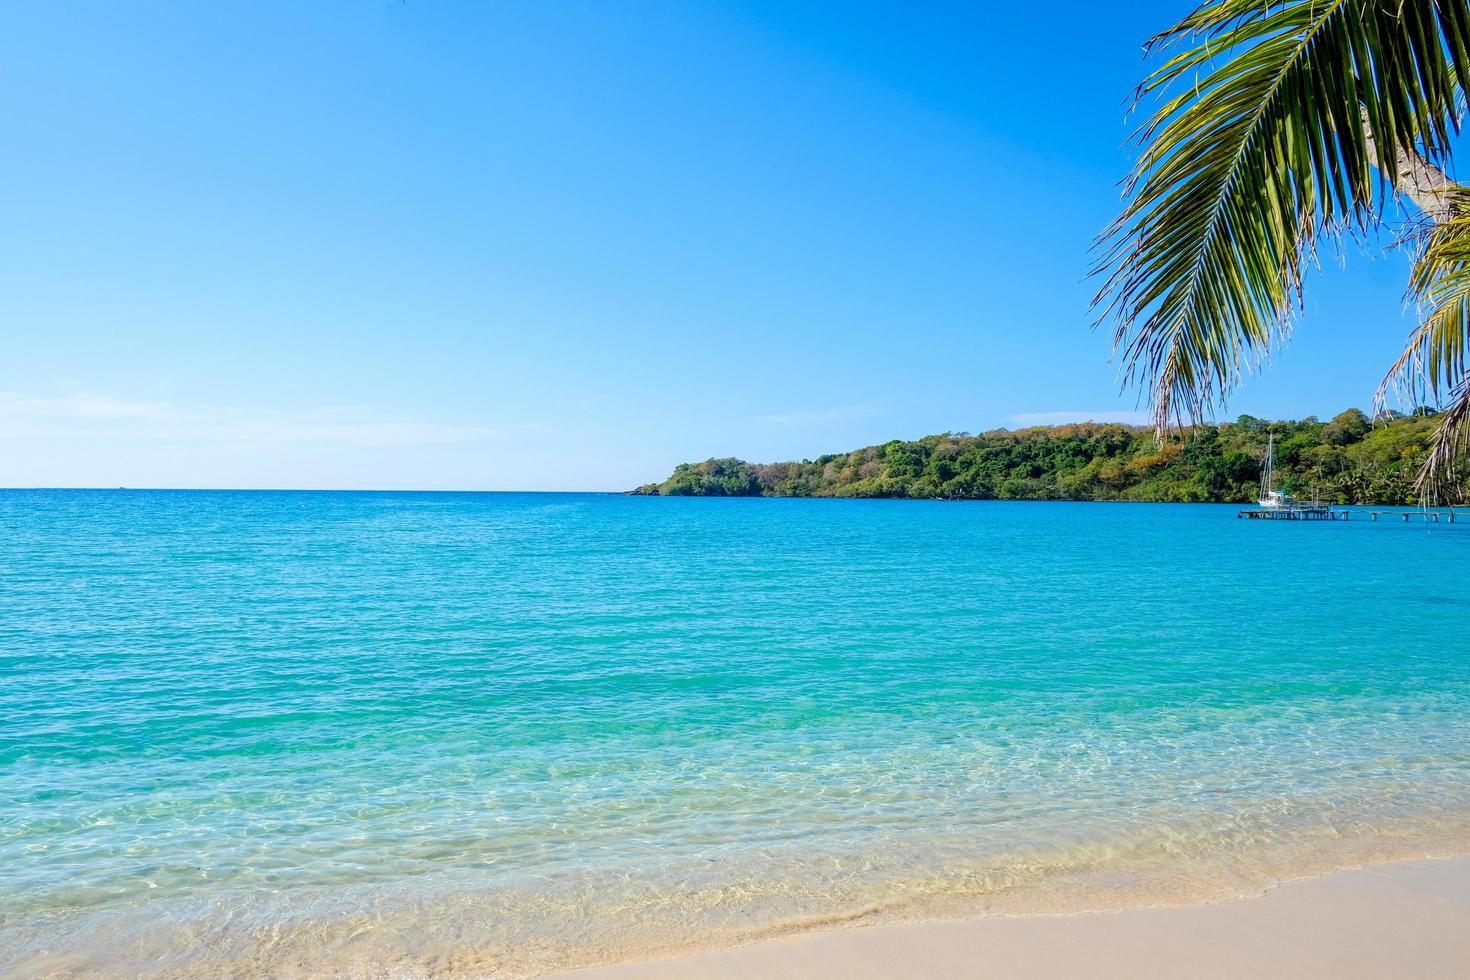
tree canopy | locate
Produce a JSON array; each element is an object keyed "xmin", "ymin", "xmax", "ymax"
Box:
[{"xmin": 634, "ymin": 411, "xmax": 1457, "ymax": 504}]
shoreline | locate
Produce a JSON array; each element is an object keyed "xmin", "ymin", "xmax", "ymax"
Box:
[
  {"xmin": 553, "ymin": 855, "xmax": 1470, "ymax": 979},
  {"xmin": 8, "ymin": 832, "xmax": 1470, "ymax": 977}
]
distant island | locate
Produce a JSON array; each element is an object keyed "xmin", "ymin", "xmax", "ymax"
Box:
[{"xmin": 632, "ymin": 410, "xmax": 1456, "ymax": 505}]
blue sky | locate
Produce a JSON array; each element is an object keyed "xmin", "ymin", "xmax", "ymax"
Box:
[{"xmin": 0, "ymin": 1, "xmax": 1426, "ymax": 490}]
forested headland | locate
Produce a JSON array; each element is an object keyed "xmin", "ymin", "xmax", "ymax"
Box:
[{"xmin": 632, "ymin": 410, "xmax": 1459, "ymax": 504}]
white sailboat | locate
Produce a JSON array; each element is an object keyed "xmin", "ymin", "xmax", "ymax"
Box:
[
  {"xmin": 1241, "ymin": 432, "xmax": 1340, "ymax": 520},
  {"xmin": 1257, "ymin": 433, "xmax": 1292, "ymax": 509}
]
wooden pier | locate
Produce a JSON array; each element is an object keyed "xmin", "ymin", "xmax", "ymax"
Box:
[
  {"xmin": 1238, "ymin": 507, "xmax": 1457, "ymax": 522},
  {"xmin": 1238, "ymin": 506, "xmax": 1346, "ymax": 521},
  {"xmin": 1238, "ymin": 435, "xmax": 1460, "ymax": 522}
]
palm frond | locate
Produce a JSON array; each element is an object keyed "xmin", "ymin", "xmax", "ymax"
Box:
[
  {"xmin": 1095, "ymin": 0, "xmax": 1470, "ymax": 434},
  {"xmin": 1381, "ymin": 203, "xmax": 1470, "ymax": 412},
  {"xmin": 1418, "ymin": 376, "xmax": 1470, "ymax": 502},
  {"xmin": 1387, "ymin": 199, "xmax": 1470, "ymax": 500}
]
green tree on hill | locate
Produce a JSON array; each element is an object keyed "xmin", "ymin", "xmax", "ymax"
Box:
[{"xmin": 632, "ymin": 413, "xmax": 1459, "ymax": 504}]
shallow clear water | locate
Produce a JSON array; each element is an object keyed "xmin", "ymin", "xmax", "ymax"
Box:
[{"xmin": 3, "ymin": 490, "xmax": 1469, "ymax": 976}]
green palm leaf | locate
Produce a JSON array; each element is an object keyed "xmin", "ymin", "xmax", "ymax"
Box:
[
  {"xmin": 1418, "ymin": 377, "xmax": 1470, "ymax": 500},
  {"xmin": 1095, "ymin": 0, "xmax": 1470, "ymax": 433},
  {"xmin": 1383, "ymin": 203, "xmax": 1470, "ymax": 497},
  {"xmin": 1384, "ymin": 205, "xmax": 1470, "ymax": 409}
]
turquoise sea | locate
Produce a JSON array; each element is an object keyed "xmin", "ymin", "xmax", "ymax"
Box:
[{"xmin": 3, "ymin": 490, "xmax": 1470, "ymax": 977}]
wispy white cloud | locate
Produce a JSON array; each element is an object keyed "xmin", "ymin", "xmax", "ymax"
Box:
[
  {"xmin": 1009, "ymin": 409, "xmax": 1151, "ymax": 427},
  {"xmin": 0, "ymin": 394, "xmax": 173, "ymax": 421},
  {"xmin": 0, "ymin": 392, "xmax": 514, "ymax": 447},
  {"xmin": 757, "ymin": 404, "xmax": 879, "ymax": 427}
]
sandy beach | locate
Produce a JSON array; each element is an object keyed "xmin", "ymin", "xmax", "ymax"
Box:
[{"xmin": 555, "ymin": 857, "xmax": 1470, "ymax": 980}]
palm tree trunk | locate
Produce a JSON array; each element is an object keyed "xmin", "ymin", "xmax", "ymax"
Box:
[{"xmin": 1361, "ymin": 109, "xmax": 1456, "ymax": 223}]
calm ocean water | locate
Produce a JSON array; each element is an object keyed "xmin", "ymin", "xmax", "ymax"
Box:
[{"xmin": 3, "ymin": 490, "xmax": 1470, "ymax": 976}]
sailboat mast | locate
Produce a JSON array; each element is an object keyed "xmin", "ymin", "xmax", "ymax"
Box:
[{"xmin": 1261, "ymin": 433, "xmax": 1273, "ymax": 498}]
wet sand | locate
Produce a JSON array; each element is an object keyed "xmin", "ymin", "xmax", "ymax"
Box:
[{"xmin": 554, "ymin": 857, "xmax": 1470, "ymax": 979}]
